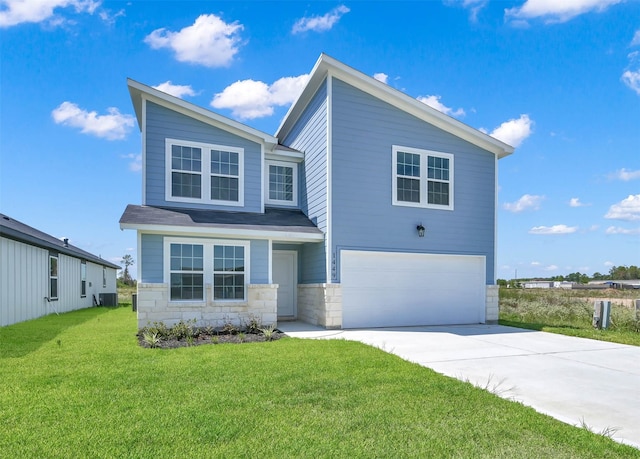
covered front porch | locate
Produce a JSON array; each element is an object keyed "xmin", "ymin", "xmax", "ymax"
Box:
[{"xmin": 120, "ymin": 204, "xmax": 330, "ymax": 329}]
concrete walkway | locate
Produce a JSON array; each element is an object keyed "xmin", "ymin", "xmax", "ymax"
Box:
[{"xmin": 278, "ymin": 322, "xmax": 640, "ymax": 449}]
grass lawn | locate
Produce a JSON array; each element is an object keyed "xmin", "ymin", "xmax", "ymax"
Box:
[
  {"xmin": 1, "ymin": 307, "xmax": 638, "ymax": 458},
  {"xmin": 499, "ymin": 288, "xmax": 640, "ymax": 346}
]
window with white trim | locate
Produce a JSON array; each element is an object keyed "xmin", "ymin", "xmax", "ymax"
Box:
[
  {"xmin": 170, "ymin": 243, "xmax": 204, "ymax": 301},
  {"xmin": 165, "ymin": 139, "xmax": 244, "ymax": 206},
  {"xmin": 211, "ymin": 150, "xmax": 240, "ymax": 202},
  {"xmin": 165, "ymin": 239, "xmax": 249, "ymax": 303},
  {"xmin": 265, "ymin": 160, "xmax": 297, "ymax": 205},
  {"xmin": 213, "ymin": 244, "xmax": 245, "ymax": 300},
  {"xmin": 170, "ymin": 144, "xmax": 202, "ymax": 199},
  {"xmin": 103, "ymin": 266, "xmax": 107, "ymax": 288},
  {"xmin": 392, "ymin": 146, "xmax": 454, "ymax": 210},
  {"xmin": 49, "ymin": 254, "xmax": 58, "ymax": 300},
  {"xmin": 81, "ymin": 261, "xmax": 87, "ymax": 297}
]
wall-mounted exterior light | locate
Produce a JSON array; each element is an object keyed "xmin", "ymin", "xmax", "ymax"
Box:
[{"xmin": 417, "ymin": 223, "xmax": 425, "ymax": 237}]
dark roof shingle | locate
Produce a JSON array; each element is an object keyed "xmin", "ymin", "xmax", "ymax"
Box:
[
  {"xmin": 0, "ymin": 213, "xmax": 120, "ymax": 269},
  {"xmin": 119, "ymin": 205, "xmax": 323, "ymax": 238}
]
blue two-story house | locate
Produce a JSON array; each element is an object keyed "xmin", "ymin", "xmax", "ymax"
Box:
[{"xmin": 120, "ymin": 54, "xmax": 514, "ymax": 330}]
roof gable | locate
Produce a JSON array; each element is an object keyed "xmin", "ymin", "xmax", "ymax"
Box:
[{"xmin": 277, "ymin": 53, "xmax": 514, "ymax": 158}]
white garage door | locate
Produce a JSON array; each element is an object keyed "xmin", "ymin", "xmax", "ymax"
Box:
[{"xmin": 341, "ymin": 250, "xmax": 486, "ymax": 328}]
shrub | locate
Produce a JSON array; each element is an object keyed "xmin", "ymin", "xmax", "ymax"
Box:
[{"xmin": 142, "ymin": 332, "xmax": 161, "ymax": 348}]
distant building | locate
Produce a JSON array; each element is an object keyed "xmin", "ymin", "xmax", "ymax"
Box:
[
  {"xmin": 523, "ymin": 281, "xmax": 575, "ymax": 289},
  {"xmin": 588, "ymin": 280, "xmax": 640, "ymax": 290},
  {"xmin": 523, "ymin": 281, "xmax": 554, "ymax": 289},
  {"xmin": 1, "ymin": 213, "xmax": 119, "ymax": 326}
]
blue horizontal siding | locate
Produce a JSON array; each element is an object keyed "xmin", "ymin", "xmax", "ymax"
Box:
[
  {"xmin": 141, "ymin": 233, "xmax": 163, "ymax": 283},
  {"xmin": 283, "ymin": 80, "xmax": 329, "ymax": 284},
  {"xmin": 330, "ymin": 78, "xmax": 496, "ymax": 284},
  {"xmin": 144, "ymin": 101, "xmax": 262, "ymax": 212}
]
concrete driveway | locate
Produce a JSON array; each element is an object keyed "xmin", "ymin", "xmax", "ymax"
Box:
[{"xmin": 279, "ymin": 322, "xmax": 640, "ymax": 449}]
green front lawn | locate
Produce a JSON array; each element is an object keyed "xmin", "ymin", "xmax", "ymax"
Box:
[{"xmin": 1, "ymin": 307, "xmax": 638, "ymax": 458}]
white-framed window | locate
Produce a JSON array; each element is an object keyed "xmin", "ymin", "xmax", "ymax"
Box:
[
  {"xmin": 81, "ymin": 261, "xmax": 87, "ymax": 297},
  {"xmin": 103, "ymin": 266, "xmax": 107, "ymax": 288},
  {"xmin": 392, "ymin": 145, "xmax": 454, "ymax": 210},
  {"xmin": 213, "ymin": 244, "xmax": 246, "ymax": 300},
  {"xmin": 265, "ymin": 160, "xmax": 297, "ymax": 206},
  {"xmin": 164, "ymin": 238, "xmax": 250, "ymax": 303},
  {"xmin": 169, "ymin": 243, "xmax": 204, "ymax": 301},
  {"xmin": 165, "ymin": 139, "xmax": 244, "ymax": 206},
  {"xmin": 49, "ymin": 254, "xmax": 58, "ymax": 300}
]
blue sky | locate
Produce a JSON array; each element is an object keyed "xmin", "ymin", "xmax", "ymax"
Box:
[{"xmin": 1, "ymin": 0, "xmax": 638, "ymax": 280}]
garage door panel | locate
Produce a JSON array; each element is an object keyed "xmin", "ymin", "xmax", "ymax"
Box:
[{"xmin": 341, "ymin": 251, "xmax": 485, "ymax": 328}]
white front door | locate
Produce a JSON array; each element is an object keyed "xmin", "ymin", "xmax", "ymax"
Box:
[{"xmin": 273, "ymin": 251, "xmax": 297, "ymax": 318}]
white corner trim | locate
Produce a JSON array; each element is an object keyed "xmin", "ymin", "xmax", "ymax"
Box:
[{"xmin": 326, "ymin": 74, "xmax": 333, "ymax": 283}]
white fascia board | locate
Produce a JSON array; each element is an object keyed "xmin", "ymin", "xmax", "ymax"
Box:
[
  {"xmin": 265, "ymin": 150, "xmax": 305, "ymax": 163},
  {"xmin": 120, "ymin": 222, "xmax": 324, "ymax": 243},
  {"xmin": 277, "ymin": 54, "xmax": 515, "ymax": 159},
  {"xmin": 128, "ymin": 79, "xmax": 278, "ymax": 150}
]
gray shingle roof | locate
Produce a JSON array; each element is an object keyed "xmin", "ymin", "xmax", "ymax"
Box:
[
  {"xmin": 119, "ymin": 205, "xmax": 323, "ymax": 237},
  {"xmin": 0, "ymin": 213, "xmax": 120, "ymax": 269}
]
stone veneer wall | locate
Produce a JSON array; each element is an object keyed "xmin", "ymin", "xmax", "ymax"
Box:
[
  {"xmin": 485, "ymin": 285, "xmax": 499, "ymax": 323},
  {"xmin": 297, "ymin": 284, "xmax": 342, "ymax": 329},
  {"xmin": 136, "ymin": 283, "xmax": 277, "ymax": 329}
]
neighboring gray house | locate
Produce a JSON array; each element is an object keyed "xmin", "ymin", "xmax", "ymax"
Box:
[
  {"xmin": 120, "ymin": 54, "xmax": 515, "ymax": 330},
  {"xmin": 1, "ymin": 213, "xmax": 119, "ymax": 326}
]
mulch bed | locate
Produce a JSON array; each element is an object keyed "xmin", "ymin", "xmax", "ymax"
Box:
[{"xmin": 138, "ymin": 330, "xmax": 286, "ymax": 349}]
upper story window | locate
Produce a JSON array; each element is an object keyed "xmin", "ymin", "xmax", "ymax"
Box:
[
  {"xmin": 392, "ymin": 145, "xmax": 454, "ymax": 210},
  {"xmin": 211, "ymin": 150, "xmax": 240, "ymax": 202},
  {"xmin": 171, "ymin": 145, "xmax": 202, "ymax": 199},
  {"xmin": 166, "ymin": 139, "xmax": 244, "ymax": 207},
  {"xmin": 265, "ymin": 160, "xmax": 297, "ymax": 206}
]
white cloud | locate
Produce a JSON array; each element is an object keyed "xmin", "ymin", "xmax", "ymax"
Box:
[
  {"xmin": 529, "ymin": 224, "xmax": 578, "ymax": 235},
  {"xmin": 445, "ymin": 0, "xmax": 488, "ymax": 22},
  {"xmin": 503, "ymin": 194, "xmax": 544, "ymax": 212},
  {"xmin": 292, "ymin": 5, "xmax": 350, "ymax": 34},
  {"xmin": 488, "ymin": 114, "xmax": 533, "ymax": 147},
  {"xmin": 417, "ymin": 95, "xmax": 466, "ymax": 118},
  {"xmin": 605, "ymin": 226, "xmax": 640, "ymax": 235},
  {"xmin": 609, "ymin": 168, "xmax": 640, "ymax": 181},
  {"xmin": 604, "ymin": 194, "xmax": 640, "ymax": 221},
  {"xmin": 98, "ymin": 7, "xmax": 124, "ymax": 26},
  {"xmin": 52, "ymin": 101, "xmax": 134, "ymax": 140},
  {"xmin": 569, "ymin": 197, "xmax": 589, "ymax": 207},
  {"xmin": 505, "ymin": 0, "xmax": 622, "ymax": 24},
  {"xmin": 0, "ymin": 0, "xmax": 100, "ymax": 27},
  {"xmin": 152, "ymin": 81, "xmax": 196, "ymax": 99},
  {"xmin": 210, "ymin": 74, "xmax": 310, "ymax": 120},
  {"xmin": 544, "ymin": 264, "xmax": 559, "ymax": 271},
  {"xmin": 122, "ymin": 153, "xmax": 142, "ymax": 172},
  {"xmin": 621, "ymin": 69, "xmax": 640, "ymax": 95},
  {"xmin": 373, "ymin": 73, "xmax": 389, "ymax": 84},
  {"xmin": 145, "ymin": 14, "xmax": 243, "ymax": 68},
  {"xmin": 631, "ymin": 29, "xmax": 640, "ymax": 47}
]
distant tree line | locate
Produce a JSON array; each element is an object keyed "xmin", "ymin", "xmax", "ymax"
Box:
[{"xmin": 498, "ymin": 265, "xmax": 639, "ymax": 287}]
